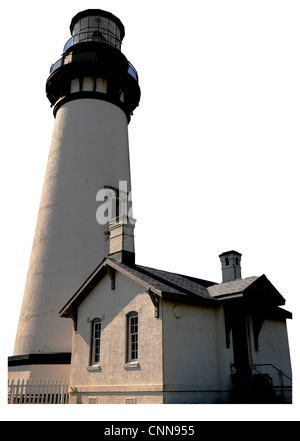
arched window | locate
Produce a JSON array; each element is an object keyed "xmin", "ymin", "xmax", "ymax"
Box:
[
  {"xmin": 90, "ymin": 318, "xmax": 101, "ymax": 365},
  {"xmin": 127, "ymin": 312, "xmax": 138, "ymax": 362}
]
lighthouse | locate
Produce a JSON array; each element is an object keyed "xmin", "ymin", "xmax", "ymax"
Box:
[{"xmin": 9, "ymin": 9, "xmax": 140, "ymax": 381}]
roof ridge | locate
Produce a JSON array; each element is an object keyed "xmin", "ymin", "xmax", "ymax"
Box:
[
  {"xmin": 135, "ymin": 264, "xmax": 216, "ymax": 286},
  {"xmin": 212, "ymin": 275, "xmax": 259, "ymax": 287}
]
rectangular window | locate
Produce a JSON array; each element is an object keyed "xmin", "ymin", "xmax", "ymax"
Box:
[
  {"xmin": 91, "ymin": 320, "xmax": 101, "ymax": 365},
  {"xmin": 128, "ymin": 313, "xmax": 138, "ymax": 361}
]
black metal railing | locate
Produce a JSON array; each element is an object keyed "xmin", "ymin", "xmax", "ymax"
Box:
[
  {"xmin": 49, "ymin": 54, "xmax": 138, "ymax": 82},
  {"xmin": 127, "ymin": 62, "xmax": 138, "ymax": 81},
  {"xmin": 254, "ymin": 363, "xmax": 292, "ymax": 382},
  {"xmin": 253, "ymin": 363, "xmax": 292, "ymax": 403},
  {"xmin": 50, "ymin": 58, "xmax": 63, "ymax": 72},
  {"xmin": 230, "ymin": 363, "xmax": 292, "ymax": 403}
]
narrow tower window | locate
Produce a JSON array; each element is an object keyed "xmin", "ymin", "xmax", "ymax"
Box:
[
  {"xmin": 127, "ymin": 312, "xmax": 138, "ymax": 362},
  {"xmin": 91, "ymin": 319, "xmax": 101, "ymax": 365}
]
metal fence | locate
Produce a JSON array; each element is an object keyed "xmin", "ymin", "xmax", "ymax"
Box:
[{"xmin": 8, "ymin": 378, "xmax": 69, "ymax": 404}]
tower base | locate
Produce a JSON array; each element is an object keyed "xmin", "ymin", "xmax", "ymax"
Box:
[{"xmin": 8, "ymin": 353, "xmax": 71, "ymax": 382}]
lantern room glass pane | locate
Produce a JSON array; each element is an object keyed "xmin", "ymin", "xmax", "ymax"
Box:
[
  {"xmin": 80, "ymin": 16, "xmax": 88, "ymax": 30},
  {"xmin": 73, "ymin": 22, "xmax": 80, "ymax": 36},
  {"xmin": 89, "ymin": 15, "xmax": 99, "ymax": 29}
]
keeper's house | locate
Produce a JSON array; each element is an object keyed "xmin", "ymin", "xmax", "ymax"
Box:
[{"xmin": 59, "ymin": 245, "xmax": 292, "ymax": 404}]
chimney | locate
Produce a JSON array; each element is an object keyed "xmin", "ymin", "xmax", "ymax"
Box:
[
  {"xmin": 219, "ymin": 250, "xmax": 242, "ymax": 282},
  {"xmin": 108, "ymin": 215, "xmax": 136, "ymax": 264}
]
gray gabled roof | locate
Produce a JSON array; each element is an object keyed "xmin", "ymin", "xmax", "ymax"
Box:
[
  {"xmin": 208, "ymin": 274, "xmax": 288, "ymax": 312},
  {"xmin": 59, "ymin": 258, "xmax": 289, "ymax": 319},
  {"xmin": 207, "ymin": 276, "xmax": 260, "ymax": 299},
  {"xmin": 108, "ymin": 259, "xmax": 216, "ymax": 300},
  {"xmin": 59, "ymin": 258, "xmax": 217, "ymax": 317}
]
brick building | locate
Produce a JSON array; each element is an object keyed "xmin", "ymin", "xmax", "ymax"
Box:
[{"xmin": 59, "ymin": 225, "xmax": 292, "ymax": 404}]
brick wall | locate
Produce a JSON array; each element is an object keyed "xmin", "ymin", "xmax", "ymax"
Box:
[{"xmin": 69, "ymin": 271, "xmax": 163, "ymax": 404}]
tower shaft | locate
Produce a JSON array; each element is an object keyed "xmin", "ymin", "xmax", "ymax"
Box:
[
  {"xmin": 9, "ymin": 9, "xmax": 140, "ymax": 379},
  {"xmin": 14, "ymin": 99, "xmax": 131, "ymax": 356}
]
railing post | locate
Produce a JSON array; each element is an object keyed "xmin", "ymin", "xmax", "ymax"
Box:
[
  {"xmin": 45, "ymin": 378, "xmax": 50, "ymax": 404},
  {"xmin": 20, "ymin": 379, "xmax": 25, "ymax": 403},
  {"xmin": 279, "ymin": 370, "xmax": 285, "ymax": 402},
  {"xmin": 25, "ymin": 378, "xmax": 31, "ymax": 403},
  {"xmin": 15, "ymin": 379, "xmax": 21, "ymax": 404},
  {"xmin": 8, "ymin": 379, "xmax": 14, "ymax": 404}
]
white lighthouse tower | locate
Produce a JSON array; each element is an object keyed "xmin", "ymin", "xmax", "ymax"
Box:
[{"xmin": 9, "ymin": 9, "xmax": 140, "ymax": 381}]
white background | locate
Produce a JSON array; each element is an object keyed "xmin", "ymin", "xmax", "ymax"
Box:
[{"xmin": 1, "ymin": 0, "xmax": 299, "ymax": 421}]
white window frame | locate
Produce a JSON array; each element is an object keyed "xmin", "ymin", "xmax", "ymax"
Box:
[
  {"xmin": 90, "ymin": 319, "xmax": 101, "ymax": 366},
  {"xmin": 127, "ymin": 312, "xmax": 138, "ymax": 362}
]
